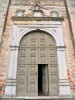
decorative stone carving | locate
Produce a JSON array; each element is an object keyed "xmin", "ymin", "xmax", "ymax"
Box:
[
  {"xmin": 16, "ymin": 9, "xmax": 25, "ymax": 17},
  {"xmin": 17, "ymin": 74, "xmax": 25, "ymax": 84},
  {"xmin": 18, "ymin": 65, "xmax": 26, "ymax": 74},
  {"xmin": 40, "ymin": 49, "xmax": 46, "ymax": 56},
  {"xmin": 29, "ymin": 83, "xmax": 36, "ymax": 92},
  {"xmin": 18, "ymin": 56, "xmax": 26, "ymax": 64},
  {"xmin": 17, "ymin": 84, "xmax": 25, "ymax": 96},
  {"xmin": 30, "ymin": 66, "xmax": 36, "ymax": 75},
  {"xmin": 51, "ymin": 84, "xmax": 59, "ymax": 95},
  {"xmin": 20, "ymin": 34, "xmax": 30, "ymax": 47},
  {"xmin": 30, "ymin": 49, "xmax": 36, "ymax": 56},
  {"xmin": 51, "ymin": 76, "xmax": 58, "ymax": 84},
  {"xmin": 51, "ymin": 66, "xmax": 57, "ymax": 74},
  {"xmin": 51, "ymin": 11, "xmax": 58, "ymax": 17},
  {"xmin": 19, "ymin": 49, "xmax": 26, "ymax": 56},
  {"xmin": 33, "ymin": 4, "xmax": 43, "ymax": 17},
  {"xmin": 48, "ymin": 35, "xmax": 56, "ymax": 46},
  {"xmin": 30, "ymin": 75, "xmax": 36, "ymax": 83},
  {"xmin": 39, "ymin": 34, "xmax": 46, "ymax": 46},
  {"xmin": 40, "ymin": 56, "xmax": 46, "ymax": 63},
  {"xmin": 30, "ymin": 34, "xmax": 37, "ymax": 47},
  {"xmin": 34, "ymin": 4, "xmax": 40, "ymax": 10},
  {"xmin": 49, "ymin": 56, "xmax": 57, "ymax": 64},
  {"xmin": 49, "ymin": 49, "xmax": 56, "ymax": 55},
  {"xmin": 30, "ymin": 56, "xmax": 36, "ymax": 63}
]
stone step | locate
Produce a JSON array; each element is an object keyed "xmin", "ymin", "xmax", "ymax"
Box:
[{"xmin": 3, "ymin": 97, "xmax": 74, "ymax": 100}]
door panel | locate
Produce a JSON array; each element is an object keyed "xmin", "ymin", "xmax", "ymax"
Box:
[
  {"xmin": 38, "ymin": 48, "xmax": 48, "ymax": 64},
  {"xmin": 18, "ymin": 48, "xmax": 29, "ymax": 64},
  {"xmin": 17, "ymin": 65, "xmax": 27, "ymax": 96},
  {"xmin": 42, "ymin": 65, "xmax": 48, "ymax": 95},
  {"xmin": 29, "ymin": 48, "xmax": 38, "ymax": 64},
  {"xmin": 49, "ymin": 64, "xmax": 59, "ymax": 96},
  {"xmin": 28, "ymin": 65, "xmax": 38, "ymax": 96}
]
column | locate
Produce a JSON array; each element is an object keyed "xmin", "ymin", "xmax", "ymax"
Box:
[
  {"xmin": 4, "ymin": 46, "xmax": 19, "ymax": 97},
  {"xmin": 57, "ymin": 47, "xmax": 72, "ymax": 97}
]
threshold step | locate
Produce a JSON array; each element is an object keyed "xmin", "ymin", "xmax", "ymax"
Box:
[{"xmin": 3, "ymin": 96, "xmax": 74, "ymax": 100}]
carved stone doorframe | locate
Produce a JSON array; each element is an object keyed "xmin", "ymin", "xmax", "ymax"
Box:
[{"xmin": 4, "ymin": 22, "xmax": 72, "ymax": 98}]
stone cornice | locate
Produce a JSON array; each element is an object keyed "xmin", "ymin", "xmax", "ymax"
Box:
[{"xmin": 12, "ymin": 16, "xmax": 64, "ymax": 21}]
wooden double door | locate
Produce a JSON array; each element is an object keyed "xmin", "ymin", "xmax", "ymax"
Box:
[{"xmin": 17, "ymin": 31, "xmax": 59, "ymax": 96}]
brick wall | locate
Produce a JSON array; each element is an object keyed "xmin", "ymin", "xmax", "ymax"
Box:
[
  {"xmin": 65, "ymin": 0, "xmax": 75, "ymax": 94},
  {"xmin": 0, "ymin": 0, "xmax": 9, "ymax": 97},
  {"xmin": 66, "ymin": 0, "xmax": 75, "ymax": 42},
  {"xmin": 0, "ymin": 0, "xmax": 9, "ymax": 46}
]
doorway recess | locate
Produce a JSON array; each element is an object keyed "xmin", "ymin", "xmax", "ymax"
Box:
[{"xmin": 38, "ymin": 64, "xmax": 48, "ymax": 96}]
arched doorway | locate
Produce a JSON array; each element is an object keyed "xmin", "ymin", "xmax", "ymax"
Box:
[{"xmin": 17, "ymin": 31, "xmax": 59, "ymax": 96}]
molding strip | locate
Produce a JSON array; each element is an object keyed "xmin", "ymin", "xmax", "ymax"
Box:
[{"xmin": 12, "ymin": 16, "xmax": 64, "ymax": 21}]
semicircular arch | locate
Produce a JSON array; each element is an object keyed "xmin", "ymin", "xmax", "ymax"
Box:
[{"xmin": 16, "ymin": 28, "xmax": 60, "ymax": 46}]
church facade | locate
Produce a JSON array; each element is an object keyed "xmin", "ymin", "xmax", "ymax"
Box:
[{"xmin": 0, "ymin": 0, "xmax": 75, "ymax": 100}]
